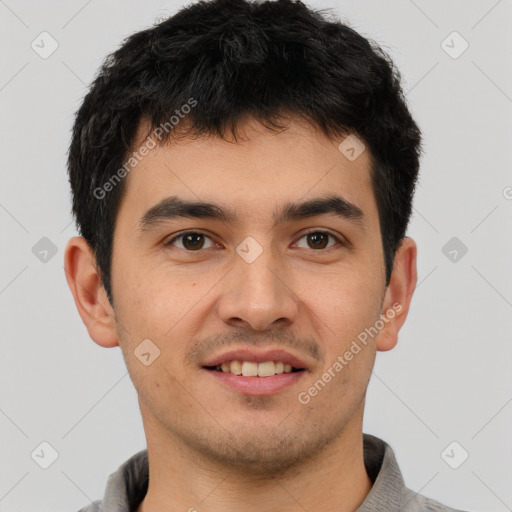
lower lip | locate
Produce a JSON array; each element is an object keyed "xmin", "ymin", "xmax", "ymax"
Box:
[{"xmin": 203, "ymin": 369, "xmax": 306, "ymax": 396}]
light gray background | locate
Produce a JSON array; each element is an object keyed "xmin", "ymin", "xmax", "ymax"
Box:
[{"xmin": 0, "ymin": 1, "xmax": 511, "ymax": 511}]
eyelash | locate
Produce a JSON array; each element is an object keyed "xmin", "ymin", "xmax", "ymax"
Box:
[{"xmin": 164, "ymin": 229, "xmax": 344, "ymax": 252}]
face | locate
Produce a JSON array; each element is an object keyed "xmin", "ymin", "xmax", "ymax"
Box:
[{"xmin": 108, "ymin": 116, "xmax": 390, "ymax": 475}]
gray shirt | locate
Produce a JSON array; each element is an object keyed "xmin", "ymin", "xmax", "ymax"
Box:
[{"xmin": 77, "ymin": 434, "xmax": 468, "ymax": 512}]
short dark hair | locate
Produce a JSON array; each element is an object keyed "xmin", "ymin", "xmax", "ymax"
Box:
[{"xmin": 67, "ymin": 0, "xmax": 422, "ymax": 306}]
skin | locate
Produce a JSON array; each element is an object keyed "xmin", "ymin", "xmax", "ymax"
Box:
[{"xmin": 65, "ymin": 115, "xmax": 417, "ymax": 512}]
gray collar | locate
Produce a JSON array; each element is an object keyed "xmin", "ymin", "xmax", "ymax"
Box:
[{"xmin": 96, "ymin": 433, "xmax": 460, "ymax": 512}]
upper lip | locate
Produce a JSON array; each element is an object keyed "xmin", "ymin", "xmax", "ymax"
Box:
[{"xmin": 201, "ymin": 348, "xmax": 310, "ymax": 370}]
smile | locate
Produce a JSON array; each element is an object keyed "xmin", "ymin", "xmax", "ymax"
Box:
[{"xmin": 205, "ymin": 360, "xmax": 305, "ymax": 377}]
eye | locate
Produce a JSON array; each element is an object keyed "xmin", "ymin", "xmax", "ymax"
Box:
[
  {"xmin": 294, "ymin": 230, "xmax": 341, "ymax": 250},
  {"xmin": 164, "ymin": 230, "xmax": 344, "ymax": 252},
  {"xmin": 165, "ymin": 231, "xmax": 216, "ymax": 251}
]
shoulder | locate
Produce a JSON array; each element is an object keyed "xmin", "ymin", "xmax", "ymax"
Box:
[
  {"xmin": 361, "ymin": 433, "xmax": 470, "ymax": 512},
  {"xmin": 75, "ymin": 498, "xmax": 103, "ymax": 512},
  {"xmin": 401, "ymin": 487, "xmax": 470, "ymax": 512}
]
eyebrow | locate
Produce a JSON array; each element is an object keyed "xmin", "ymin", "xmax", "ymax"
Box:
[{"xmin": 138, "ymin": 194, "xmax": 365, "ymax": 232}]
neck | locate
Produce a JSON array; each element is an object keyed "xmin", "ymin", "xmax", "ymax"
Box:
[{"xmin": 136, "ymin": 405, "xmax": 373, "ymax": 512}]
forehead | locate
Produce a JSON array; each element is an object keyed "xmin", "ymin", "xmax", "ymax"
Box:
[{"xmin": 118, "ymin": 116, "xmax": 377, "ymax": 228}]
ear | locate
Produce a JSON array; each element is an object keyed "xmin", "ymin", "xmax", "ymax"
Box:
[
  {"xmin": 64, "ymin": 236, "xmax": 119, "ymax": 348},
  {"xmin": 376, "ymin": 237, "xmax": 417, "ymax": 352}
]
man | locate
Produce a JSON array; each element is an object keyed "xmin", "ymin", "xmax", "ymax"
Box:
[{"xmin": 64, "ymin": 0, "xmax": 466, "ymax": 510}]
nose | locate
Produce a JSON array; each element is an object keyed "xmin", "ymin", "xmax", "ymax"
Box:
[{"xmin": 217, "ymin": 243, "xmax": 299, "ymax": 332}]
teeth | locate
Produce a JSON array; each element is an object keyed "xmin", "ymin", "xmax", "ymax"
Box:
[
  {"xmin": 216, "ymin": 360, "xmax": 298, "ymax": 377},
  {"xmin": 230, "ymin": 360, "xmax": 242, "ymax": 375},
  {"xmin": 242, "ymin": 361, "xmax": 258, "ymax": 377},
  {"xmin": 257, "ymin": 361, "xmax": 275, "ymax": 377}
]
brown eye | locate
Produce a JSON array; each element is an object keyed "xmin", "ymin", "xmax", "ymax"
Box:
[
  {"xmin": 295, "ymin": 231, "xmax": 340, "ymax": 250},
  {"xmin": 166, "ymin": 232, "xmax": 214, "ymax": 251}
]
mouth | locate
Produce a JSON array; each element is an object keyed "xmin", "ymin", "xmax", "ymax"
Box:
[
  {"xmin": 200, "ymin": 349, "xmax": 309, "ymax": 395},
  {"xmin": 201, "ymin": 348, "xmax": 309, "ymax": 375},
  {"xmin": 203, "ymin": 360, "xmax": 305, "ymax": 377}
]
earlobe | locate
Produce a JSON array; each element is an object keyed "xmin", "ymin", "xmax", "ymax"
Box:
[
  {"xmin": 376, "ymin": 237, "xmax": 418, "ymax": 352},
  {"xmin": 64, "ymin": 236, "xmax": 119, "ymax": 348}
]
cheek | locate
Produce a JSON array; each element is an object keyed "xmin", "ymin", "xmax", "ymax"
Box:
[
  {"xmin": 300, "ymin": 267, "xmax": 382, "ymax": 336},
  {"xmin": 298, "ymin": 267, "xmax": 381, "ymax": 393},
  {"xmin": 112, "ymin": 264, "xmax": 209, "ymax": 384},
  {"xmin": 111, "ymin": 252, "xmax": 176, "ymax": 330}
]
